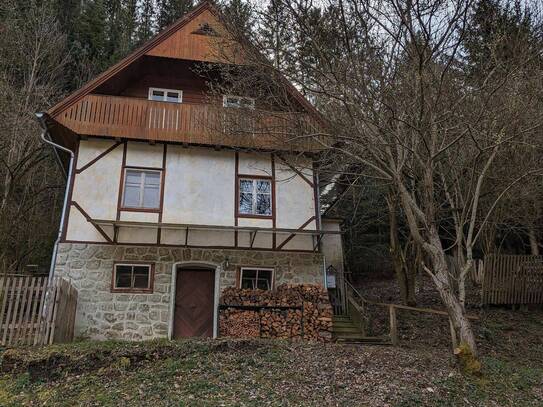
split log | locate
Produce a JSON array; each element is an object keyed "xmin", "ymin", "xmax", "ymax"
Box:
[{"xmin": 219, "ymin": 284, "xmax": 333, "ymax": 342}]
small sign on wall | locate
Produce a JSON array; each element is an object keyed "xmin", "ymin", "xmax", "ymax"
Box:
[{"xmin": 326, "ymin": 274, "xmax": 336, "ymax": 288}]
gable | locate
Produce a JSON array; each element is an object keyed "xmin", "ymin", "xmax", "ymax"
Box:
[
  {"xmin": 146, "ymin": 9, "xmax": 243, "ymax": 64},
  {"xmin": 43, "ymin": 0, "xmax": 324, "ymax": 146}
]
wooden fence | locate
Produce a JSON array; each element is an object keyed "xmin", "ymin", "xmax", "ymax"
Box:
[
  {"xmin": 0, "ymin": 277, "xmax": 77, "ymax": 346},
  {"xmin": 482, "ymin": 255, "xmax": 543, "ymax": 305}
]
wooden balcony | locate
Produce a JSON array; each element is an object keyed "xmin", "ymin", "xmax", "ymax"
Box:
[{"xmin": 53, "ymin": 94, "xmax": 323, "ymax": 151}]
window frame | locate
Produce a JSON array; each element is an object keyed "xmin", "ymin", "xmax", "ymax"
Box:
[
  {"xmin": 121, "ymin": 167, "xmax": 163, "ymax": 212},
  {"xmin": 223, "ymin": 95, "xmax": 255, "ymax": 109},
  {"xmin": 111, "ymin": 262, "xmax": 155, "ymax": 293},
  {"xmin": 148, "ymin": 87, "xmax": 183, "ymax": 104},
  {"xmin": 237, "ymin": 176, "xmax": 273, "ymax": 218},
  {"xmin": 239, "ymin": 267, "xmax": 274, "ymax": 291}
]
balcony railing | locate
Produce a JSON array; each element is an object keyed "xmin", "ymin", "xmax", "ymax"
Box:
[{"xmin": 54, "ymin": 94, "xmax": 323, "ymax": 151}]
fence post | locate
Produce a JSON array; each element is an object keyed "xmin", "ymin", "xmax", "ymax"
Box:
[
  {"xmin": 0, "ymin": 277, "xmax": 11, "ymax": 344},
  {"xmin": 389, "ymin": 305, "xmax": 399, "ymax": 346}
]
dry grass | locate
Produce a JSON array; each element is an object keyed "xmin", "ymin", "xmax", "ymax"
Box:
[{"xmin": 0, "ymin": 276, "xmax": 541, "ymax": 406}]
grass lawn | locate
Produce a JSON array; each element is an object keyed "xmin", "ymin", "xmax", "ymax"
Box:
[
  {"xmin": 1, "ymin": 277, "xmax": 541, "ymax": 406},
  {"xmin": 0, "ymin": 318, "xmax": 542, "ymax": 407}
]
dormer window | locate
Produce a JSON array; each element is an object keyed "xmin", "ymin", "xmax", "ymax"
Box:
[
  {"xmin": 223, "ymin": 95, "xmax": 255, "ymax": 109},
  {"xmin": 148, "ymin": 88, "xmax": 182, "ymax": 103}
]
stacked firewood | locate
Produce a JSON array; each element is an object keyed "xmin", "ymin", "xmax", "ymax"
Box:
[
  {"xmin": 219, "ymin": 284, "xmax": 333, "ymax": 342},
  {"xmin": 260, "ymin": 309, "xmax": 303, "ymax": 339},
  {"xmin": 219, "ymin": 309, "xmax": 260, "ymax": 338}
]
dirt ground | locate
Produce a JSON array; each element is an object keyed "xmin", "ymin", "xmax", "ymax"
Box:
[
  {"xmin": 357, "ymin": 272, "xmax": 543, "ymax": 363},
  {"xmin": 0, "ymin": 275, "xmax": 541, "ymax": 406}
]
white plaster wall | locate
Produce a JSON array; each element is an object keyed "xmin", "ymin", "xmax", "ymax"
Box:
[
  {"xmin": 76, "ymin": 139, "xmax": 117, "ymax": 169},
  {"xmin": 238, "ymin": 152, "xmax": 272, "ymax": 176},
  {"xmin": 237, "ymin": 231, "xmax": 273, "ymax": 248},
  {"xmin": 126, "ymin": 142, "xmax": 164, "ymax": 168},
  {"xmin": 65, "ymin": 206, "xmax": 109, "ymax": 242},
  {"xmin": 275, "ymin": 159, "xmax": 316, "ymax": 230},
  {"xmin": 162, "ymin": 146, "xmax": 235, "ymax": 226},
  {"xmin": 71, "ymin": 141, "xmax": 122, "ymax": 220},
  {"xmin": 161, "ymin": 229, "xmax": 186, "ymax": 245},
  {"xmin": 237, "ymin": 218, "xmax": 272, "ymax": 228},
  {"xmin": 117, "ymin": 212, "xmax": 159, "ymax": 244},
  {"xmin": 119, "ymin": 212, "xmax": 159, "ymax": 223},
  {"xmin": 66, "ymin": 139, "xmax": 320, "ymax": 252},
  {"xmin": 187, "ymin": 230, "xmax": 235, "ymax": 246},
  {"xmin": 67, "ymin": 139, "xmax": 122, "ymax": 241},
  {"xmin": 279, "ymin": 234, "xmax": 314, "ymax": 251},
  {"xmin": 118, "ymin": 227, "xmax": 158, "ymax": 244}
]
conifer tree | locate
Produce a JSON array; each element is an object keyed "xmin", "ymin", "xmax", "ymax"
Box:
[
  {"xmin": 257, "ymin": 0, "xmax": 293, "ymax": 70},
  {"xmin": 156, "ymin": 0, "xmax": 193, "ymax": 30},
  {"xmin": 137, "ymin": 0, "xmax": 156, "ymax": 45},
  {"xmin": 220, "ymin": 0, "xmax": 254, "ymax": 36}
]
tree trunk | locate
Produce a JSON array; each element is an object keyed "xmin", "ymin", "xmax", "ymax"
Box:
[
  {"xmin": 405, "ymin": 258, "xmax": 417, "ymax": 306},
  {"xmin": 528, "ymin": 228, "xmax": 540, "ymax": 256},
  {"xmin": 387, "ymin": 195, "xmax": 417, "ymax": 306},
  {"xmin": 425, "ymin": 232, "xmax": 478, "ymax": 356}
]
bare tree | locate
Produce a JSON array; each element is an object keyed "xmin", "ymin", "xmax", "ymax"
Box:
[
  {"xmin": 211, "ymin": 0, "xmax": 543, "ymax": 358},
  {"xmin": 0, "ymin": 0, "xmax": 68, "ymax": 272}
]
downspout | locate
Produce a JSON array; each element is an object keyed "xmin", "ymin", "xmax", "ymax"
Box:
[
  {"xmin": 322, "ymin": 255, "xmax": 328, "ymax": 289},
  {"xmin": 314, "ymin": 165, "xmax": 326, "ymax": 287},
  {"xmin": 35, "ymin": 112, "xmax": 75, "ymax": 283}
]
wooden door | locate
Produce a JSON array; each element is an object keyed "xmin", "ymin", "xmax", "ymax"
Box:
[{"xmin": 174, "ymin": 269, "xmax": 215, "ymax": 338}]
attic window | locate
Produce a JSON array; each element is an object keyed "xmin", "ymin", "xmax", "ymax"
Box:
[
  {"xmin": 192, "ymin": 22, "xmax": 218, "ymax": 36},
  {"xmin": 223, "ymin": 95, "xmax": 255, "ymax": 109},
  {"xmin": 148, "ymin": 88, "xmax": 182, "ymax": 103}
]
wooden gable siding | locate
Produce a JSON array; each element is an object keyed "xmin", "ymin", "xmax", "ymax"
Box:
[
  {"xmin": 91, "ymin": 57, "xmax": 212, "ymax": 104},
  {"xmin": 120, "ymin": 78, "xmax": 211, "ymax": 105},
  {"xmin": 145, "ymin": 9, "xmax": 241, "ymax": 63}
]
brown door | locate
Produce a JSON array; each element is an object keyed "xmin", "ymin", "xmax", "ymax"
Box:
[{"xmin": 174, "ymin": 268, "xmax": 215, "ymax": 338}]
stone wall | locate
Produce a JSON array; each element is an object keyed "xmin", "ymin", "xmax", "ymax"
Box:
[{"xmin": 54, "ymin": 243, "xmax": 324, "ymax": 341}]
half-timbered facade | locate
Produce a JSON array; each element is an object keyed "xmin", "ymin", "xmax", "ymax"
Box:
[{"xmin": 38, "ymin": 1, "xmax": 343, "ymax": 341}]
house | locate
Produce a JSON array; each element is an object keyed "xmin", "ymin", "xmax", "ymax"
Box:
[{"xmin": 36, "ymin": 1, "xmax": 344, "ymax": 341}]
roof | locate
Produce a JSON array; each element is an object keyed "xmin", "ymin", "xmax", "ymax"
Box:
[
  {"xmin": 47, "ymin": 1, "xmax": 217, "ymax": 118},
  {"xmin": 46, "ymin": 0, "xmax": 323, "ymax": 126},
  {"xmin": 42, "ymin": 1, "xmax": 326, "ymax": 154}
]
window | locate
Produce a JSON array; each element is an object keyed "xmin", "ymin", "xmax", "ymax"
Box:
[
  {"xmin": 240, "ymin": 268, "xmax": 273, "ymax": 290},
  {"xmin": 238, "ymin": 178, "xmax": 272, "ymax": 216},
  {"xmin": 223, "ymin": 95, "xmax": 255, "ymax": 109},
  {"xmin": 122, "ymin": 169, "xmax": 161, "ymax": 210},
  {"xmin": 148, "ymin": 88, "xmax": 183, "ymax": 103},
  {"xmin": 112, "ymin": 264, "xmax": 153, "ymax": 292}
]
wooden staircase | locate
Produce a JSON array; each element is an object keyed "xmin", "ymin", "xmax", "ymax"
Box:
[{"xmin": 332, "ymin": 314, "xmax": 390, "ymax": 345}]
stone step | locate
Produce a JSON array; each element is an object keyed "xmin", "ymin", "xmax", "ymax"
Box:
[
  {"xmin": 335, "ymin": 336, "xmax": 391, "ymax": 345},
  {"xmin": 333, "ymin": 314, "xmax": 351, "ymax": 319},
  {"xmin": 332, "ymin": 317, "xmax": 354, "ymax": 323},
  {"xmin": 331, "ymin": 325, "xmax": 362, "ymax": 333},
  {"xmin": 331, "ymin": 320, "xmax": 356, "ymax": 326}
]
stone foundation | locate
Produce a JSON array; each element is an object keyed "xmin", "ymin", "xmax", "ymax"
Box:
[{"xmin": 54, "ymin": 243, "xmax": 324, "ymax": 341}]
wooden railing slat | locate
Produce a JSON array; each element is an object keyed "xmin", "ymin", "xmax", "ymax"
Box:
[{"xmin": 55, "ymin": 94, "xmax": 322, "ymax": 151}]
